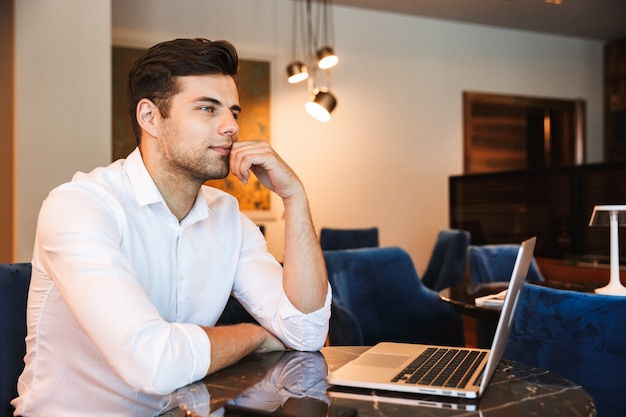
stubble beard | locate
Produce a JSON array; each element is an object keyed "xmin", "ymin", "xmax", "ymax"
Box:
[
  {"xmin": 167, "ymin": 147, "xmax": 231, "ymax": 184},
  {"xmin": 204, "ymin": 154, "xmax": 231, "ymax": 181}
]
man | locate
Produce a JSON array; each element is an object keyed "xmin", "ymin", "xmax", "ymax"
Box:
[{"xmin": 13, "ymin": 38, "xmax": 331, "ymax": 417}]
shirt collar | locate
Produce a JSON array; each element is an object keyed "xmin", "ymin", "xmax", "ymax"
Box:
[
  {"xmin": 123, "ymin": 147, "xmax": 210, "ymax": 224},
  {"xmin": 123, "ymin": 147, "xmax": 164, "ymax": 207}
]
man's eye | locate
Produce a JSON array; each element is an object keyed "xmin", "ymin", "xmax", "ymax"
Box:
[
  {"xmin": 232, "ymin": 112, "xmax": 240, "ymax": 120},
  {"xmin": 200, "ymin": 106, "xmax": 215, "ymax": 113}
]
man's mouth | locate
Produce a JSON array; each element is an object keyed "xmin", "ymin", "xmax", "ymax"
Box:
[{"xmin": 210, "ymin": 144, "xmax": 231, "ymax": 156}]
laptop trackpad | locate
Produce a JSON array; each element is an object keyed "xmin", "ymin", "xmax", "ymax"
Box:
[{"xmin": 354, "ymin": 353, "xmax": 410, "ymax": 368}]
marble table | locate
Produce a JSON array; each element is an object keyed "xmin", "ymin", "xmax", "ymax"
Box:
[{"xmin": 159, "ymin": 346, "xmax": 596, "ymax": 417}]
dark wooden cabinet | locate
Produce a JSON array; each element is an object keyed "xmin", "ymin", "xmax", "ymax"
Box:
[
  {"xmin": 604, "ymin": 38, "xmax": 626, "ymax": 162},
  {"xmin": 449, "ymin": 163, "xmax": 626, "ymax": 265},
  {"xmin": 536, "ymin": 257, "xmax": 619, "ymax": 286}
]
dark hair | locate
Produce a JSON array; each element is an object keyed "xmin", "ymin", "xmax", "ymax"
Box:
[{"xmin": 127, "ymin": 38, "xmax": 239, "ymax": 143}]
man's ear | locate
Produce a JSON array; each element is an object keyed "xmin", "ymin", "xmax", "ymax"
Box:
[{"xmin": 136, "ymin": 98, "xmax": 159, "ymax": 138}]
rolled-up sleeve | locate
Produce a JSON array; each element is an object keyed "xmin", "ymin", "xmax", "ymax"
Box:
[
  {"xmin": 270, "ymin": 284, "xmax": 332, "ymax": 351},
  {"xmin": 231, "ymin": 217, "xmax": 332, "ymax": 351}
]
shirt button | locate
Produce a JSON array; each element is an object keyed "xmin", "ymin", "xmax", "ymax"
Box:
[{"xmin": 178, "ymin": 275, "xmax": 184, "ymax": 282}]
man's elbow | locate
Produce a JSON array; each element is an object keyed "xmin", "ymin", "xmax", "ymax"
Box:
[
  {"xmin": 286, "ymin": 327, "xmax": 328, "ymax": 352},
  {"xmin": 123, "ymin": 368, "xmax": 194, "ymax": 396}
]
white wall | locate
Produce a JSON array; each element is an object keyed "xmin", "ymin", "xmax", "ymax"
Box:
[
  {"xmin": 15, "ymin": 0, "xmax": 112, "ymax": 261},
  {"xmin": 15, "ymin": 0, "xmax": 604, "ymax": 275}
]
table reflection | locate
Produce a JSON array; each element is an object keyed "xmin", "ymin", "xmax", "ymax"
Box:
[{"xmin": 159, "ymin": 350, "xmax": 331, "ymax": 417}]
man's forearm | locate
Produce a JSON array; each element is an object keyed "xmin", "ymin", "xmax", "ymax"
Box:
[
  {"xmin": 281, "ymin": 193, "xmax": 328, "ymax": 313},
  {"xmin": 202, "ymin": 323, "xmax": 281, "ymax": 375}
]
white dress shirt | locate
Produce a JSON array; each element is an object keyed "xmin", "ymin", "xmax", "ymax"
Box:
[{"xmin": 13, "ymin": 148, "xmax": 331, "ymax": 417}]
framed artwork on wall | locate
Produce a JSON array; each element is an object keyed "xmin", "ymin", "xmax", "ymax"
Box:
[{"xmin": 112, "ymin": 46, "xmax": 272, "ymax": 213}]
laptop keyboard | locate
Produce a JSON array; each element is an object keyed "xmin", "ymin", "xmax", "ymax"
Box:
[{"xmin": 391, "ymin": 347, "xmax": 487, "ymax": 388}]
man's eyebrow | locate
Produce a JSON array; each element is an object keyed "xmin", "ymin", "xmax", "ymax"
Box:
[{"xmin": 195, "ymin": 96, "xmax": 241, "ymax": 113}]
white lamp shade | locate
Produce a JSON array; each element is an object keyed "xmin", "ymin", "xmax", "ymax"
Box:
[
  {"xmin": 589, "ymin": 204, "xmax": 626, "ymax": 296},
  {"xmin": 589, "ymin": 205, "xmax": 626, "ymax": 227}
]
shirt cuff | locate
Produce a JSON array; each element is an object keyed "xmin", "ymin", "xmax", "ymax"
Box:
[
  {"xmin": 180, "ymin": 323, "xmax": 211, "ymax": 382},
  {"xmin": 276, "ymin": 283, "xmax": 332, "ymax": 350}
]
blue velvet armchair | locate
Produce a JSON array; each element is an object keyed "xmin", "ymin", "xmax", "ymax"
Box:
[
  {"xmin": 504, "ymin": 283, "xmax": 626, "ymax": 417},
  {"xmin": 319, "ymin": 227, "xmax": 379, "ymax": 251},
  {"xmin": 468, "ymin": 243, "xmax": 543, "ymax": 348},
  {"xmin": 421, "ymin": 229, "xmax": 470, "ymax": 291},
  {"xmin": 468, "ymin": 243, "xmax": 544, "ymax": 284},
  {"xmin": 323, "ymin": 247, "xmax": 465, "ymax": 347},
  {"xmin": 0, "ymin": 263, "xmax": 31, "ymax": 417}
]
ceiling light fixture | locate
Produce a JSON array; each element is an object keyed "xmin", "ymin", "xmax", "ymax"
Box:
[
  {"xmin": 286, "ymin": 0, "xmax": 339, "ymax": 122},
  {"xmin": 287, "ymin": 1, "xmax": 309, "ymax": 84},
  {"xmin": 305, "ymin": 88, "xmax": 337, "ymax": 122}
]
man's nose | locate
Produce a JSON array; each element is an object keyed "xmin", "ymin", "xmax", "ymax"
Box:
[{"xmin": 220, "ymin": 113, "xmax": 239, "ymax": 138}]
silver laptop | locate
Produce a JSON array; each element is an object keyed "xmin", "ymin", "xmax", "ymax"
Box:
[
  {"xmin": 327, "ymin": 385, "xmax": 477, "ymax": 411},
  {"xmin": 326, "ymin": 236, "xmax": 536, "ymax": 399}
]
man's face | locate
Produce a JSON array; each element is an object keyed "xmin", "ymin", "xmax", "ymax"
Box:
[{"xmin": 157, "ymin": 74, "xmax": 241, "ymax": 182}]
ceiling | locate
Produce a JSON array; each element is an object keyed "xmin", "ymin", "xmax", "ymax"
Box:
[{"xmin": 332, "ymin": 0, "xmax": 626, "ymax": 42}]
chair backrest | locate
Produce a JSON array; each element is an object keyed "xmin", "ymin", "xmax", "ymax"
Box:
[
  {"xmin": 421, "ymin": 229, "xmax": 470, "ymax": 291},
  {"xmin": 504, "ymin": 284, "xmax": 626, "ymax": 417},
  {"xmin": 319, "ymin": 227, "xmax": 379, "ymax": 251},
  {"xmin": 323, "ymin": 247, "xmax": 464, "ymax": 347},
  {"xmin": 327, "ymin": 301, "xmax": 364, "ymax": 346},
  {"xmin": 216, "ymin": 296, "xmax": 258, "ymax": 326},
  {"xmin": 468, "ymin": 243, "xmax": 544, "ymax": 284},
  {"xmin": 0, "ymin": 263, "xmax": 32, "ymax": 417}
]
